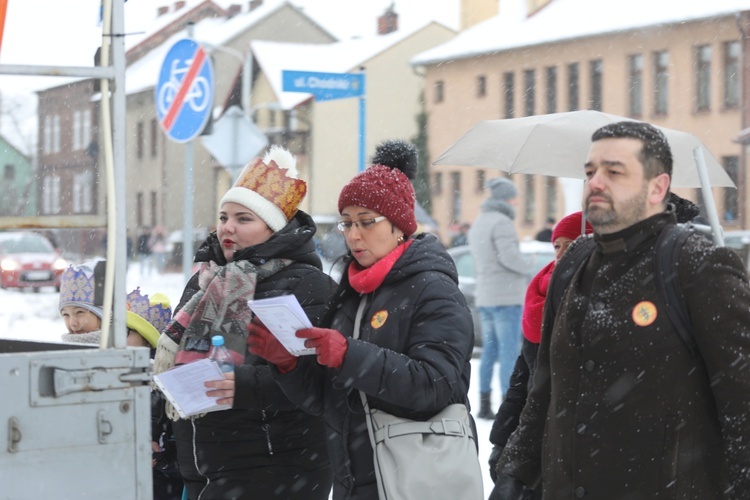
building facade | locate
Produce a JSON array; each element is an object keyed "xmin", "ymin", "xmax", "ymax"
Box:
[{"xmin": 414, "ymin": 0, "xmax": 748, "ymax": 243}]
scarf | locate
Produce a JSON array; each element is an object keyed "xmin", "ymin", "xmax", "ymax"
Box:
[
  {"xmin": 153, "ymin": 258, "xmax": 290, "ymax": 420},
  {"xmin": 61, "ymin": 330, "xmax": 101, "ymax": 345},
  {"xmin": 348, "ymin": 240, "xmax": 412, "ymax": 294},
  {"xmin": 522, "ymin": 260, "xmax": 555, "ymax": 344}
]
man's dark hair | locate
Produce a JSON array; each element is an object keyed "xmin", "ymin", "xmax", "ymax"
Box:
[{"xmin": 591, "ymin": 121, "xmax": 673, "ymax": 180}]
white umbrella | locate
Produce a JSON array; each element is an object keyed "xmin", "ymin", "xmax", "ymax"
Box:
[{"xmin": 433, "ymin": 110, "xmax": 733, "ymax": 244}]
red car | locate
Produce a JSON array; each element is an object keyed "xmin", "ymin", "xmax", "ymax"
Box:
[{"xmin": 0, "ymin": 232, "xmax": 67, "ymax": 292}]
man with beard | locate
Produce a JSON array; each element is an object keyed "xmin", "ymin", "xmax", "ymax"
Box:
[{"xmin": 491, "ymin": 121, "xmax": 750, "ymax": 499}]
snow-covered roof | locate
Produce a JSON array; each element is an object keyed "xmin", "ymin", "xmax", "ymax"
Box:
[
  {"xmin": 252, "ymin": 20, "xmax": 447, "ymax": 109},
  {"xmin": 412, "ymin": 0, "xmax": 750, "ymax": 66},
  {"xmin": 126, "ymin": 0, "xmax": 311, "ymax": 96}
]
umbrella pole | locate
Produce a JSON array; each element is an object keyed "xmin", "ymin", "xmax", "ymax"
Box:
[{"xmin": 694, "ymin": 147, "xmax": 725, "ymax": 247}]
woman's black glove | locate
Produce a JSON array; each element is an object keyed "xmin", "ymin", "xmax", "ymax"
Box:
[
  {"xmin": 488, "ymin": 445, "xmax": 504, "ymax": 483},
  {"xmin": 488, "ymin": 474, "xmax": 526, "ymax": 500}
]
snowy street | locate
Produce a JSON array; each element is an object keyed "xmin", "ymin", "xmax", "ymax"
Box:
[{"xmin": 0, "ymin": 259, "xmax": 499, "ymax": 497}]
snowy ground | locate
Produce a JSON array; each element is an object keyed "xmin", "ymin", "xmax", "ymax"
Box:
[{"xmin": 0, "ymin": 260, "xmax": 499, "ymax": 497}]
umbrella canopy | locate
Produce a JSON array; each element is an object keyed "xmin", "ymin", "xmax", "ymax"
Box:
[{"xmin": 433, "ymin": 110, "xmax": 734, "ymax": 189}]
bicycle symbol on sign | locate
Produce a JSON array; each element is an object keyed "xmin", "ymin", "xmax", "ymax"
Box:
[{"xmin": 157, "ymin": 58, "xmax": 210, "ymax": 116}]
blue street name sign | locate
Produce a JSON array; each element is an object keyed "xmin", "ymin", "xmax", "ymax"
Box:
[
  {"xmin": 155, "ymin": 38, "xmax": 214, "ymax": 143},
  {"xmin": 282, "ymin": 70, "xmax": 365, "ymax": 102}
]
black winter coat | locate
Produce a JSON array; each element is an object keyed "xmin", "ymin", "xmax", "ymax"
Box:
[
  {"xmin": 173, "ymin": 211, "xmax": 336, "ymax": 500},
  {"xmin": 273, "ymin": 233, "xmax": 475, "ymax": 500},
  {"xmin": 498, "ymin": 212, "xmax": 750, "ymax": 499}
]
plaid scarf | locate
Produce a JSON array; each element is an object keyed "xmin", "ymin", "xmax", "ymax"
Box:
[{"xmin": 153, "ymin": 258, "xmax": 290, "ymax": 378}]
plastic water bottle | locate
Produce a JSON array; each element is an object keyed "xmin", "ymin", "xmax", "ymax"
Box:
[{"xmin": 208, "ymin": 335, "xmax": 234, "ymax": 373}]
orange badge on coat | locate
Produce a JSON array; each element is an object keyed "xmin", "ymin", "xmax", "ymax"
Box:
[
  {"xmin": 632, "ymin": 301, "xmax": 657, "ymax": 327},
  {"xmin": 371, "ymin": 310, "xmax": 388, "ymax": 329}
]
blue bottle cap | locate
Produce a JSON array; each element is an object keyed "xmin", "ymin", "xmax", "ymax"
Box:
[{"xmin": 211, "ymin": 335, "xmax": 224, "ymax": 346}]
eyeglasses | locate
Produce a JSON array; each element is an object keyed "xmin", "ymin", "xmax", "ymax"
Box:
[{"xmin": 336, "ymin": 216, "xmax": 387, "ymax": 232}]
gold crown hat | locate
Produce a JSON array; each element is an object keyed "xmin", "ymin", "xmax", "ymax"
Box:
[
  {"xmin": 58, "ymin": 261, "xmax": 104, "ymax": 319},
  {"xmin": 219, "ymin": 146, "xmax": 307, "ymax": 231},
  {"xmin": 125, "ymin": 288, "xmax": 172, "ymax": 348}
]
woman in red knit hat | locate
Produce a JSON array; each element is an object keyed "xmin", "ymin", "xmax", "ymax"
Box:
[
  {"xmin": 487, "ymin": 211, "xmax": 593, "ymax": 498},
  {"xmin": 248, "ymin": 139, "xmax": 480, "ymax": 500}
]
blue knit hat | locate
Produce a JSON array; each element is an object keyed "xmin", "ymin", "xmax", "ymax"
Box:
[{"xmin": 58, "ymin": 262, "xmax": 104, "ymax": 319}]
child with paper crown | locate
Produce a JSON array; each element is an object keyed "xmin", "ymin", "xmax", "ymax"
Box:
[
  {"xmin": 59, "ymin": 261, "xmax": 105, "ymax": 344},
  {"xmin": 153, "ymin": 145, "xmax": 335, "ymax": 499},
  {"xmin": 125, "ymin": 287, "xmax": 172, "ymax": 348},
  {"xmin": 124, "ymin": 287, "xmax": 183, "ymax": 499}
]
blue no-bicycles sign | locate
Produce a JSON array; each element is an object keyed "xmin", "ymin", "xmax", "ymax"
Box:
[{"xmin": 156, "ymin": 38, "xmax": 214, "ymax": 143}]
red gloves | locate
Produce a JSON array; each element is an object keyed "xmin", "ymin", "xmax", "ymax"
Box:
[
  {"xmin": 247, "ymin": 320, "xmax": 298, "ymax": 373},
  {"xmin": 296, "ymin": 328, "xmax": 348, "ymax": 369}
]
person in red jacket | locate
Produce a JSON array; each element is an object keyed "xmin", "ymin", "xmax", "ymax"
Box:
[{"xmin": 487, "ymin": 211, "xmax": 592, "ymax": 497}]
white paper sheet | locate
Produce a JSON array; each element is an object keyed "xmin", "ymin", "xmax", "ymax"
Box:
[{"xmin": 248, "ymin": 295, "xmax": 316, "ymax": 356}]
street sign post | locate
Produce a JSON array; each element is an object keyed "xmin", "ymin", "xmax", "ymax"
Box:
[
  {"xmin": 156, "ymin": 37, "xmax": 215, "ymax": 283},
  {"xmin": 156, "ymin": 38, "xmax": 214, "ymax": 143},
  {"xmin": 201, "ymin": 105, "xmax": 267, "ymax": 181},
  {"xmin": 282, "ymin": 69, "xmax": 366, "ymax": 171}
]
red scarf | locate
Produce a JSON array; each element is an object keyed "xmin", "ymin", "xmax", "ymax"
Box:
[
  {"xmin": 348, "ymin": 240, "xmax": 413, "ymax": 294},
  {"xmin": 522, "ymin": 260, "xmax": 555, "ymax": 344}
]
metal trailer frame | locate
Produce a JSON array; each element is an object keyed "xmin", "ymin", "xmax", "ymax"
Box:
[{"xmin": 0, "ymin": 2, "xmax": 153, "ymax": 497}]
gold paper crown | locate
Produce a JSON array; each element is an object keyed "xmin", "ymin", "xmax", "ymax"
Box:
[{"xmin": 220, "ymin": 153, "xmax": 307, "ymax": 231}]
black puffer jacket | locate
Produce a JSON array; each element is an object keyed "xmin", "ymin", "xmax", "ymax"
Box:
[
  {"xmin": 173, "ymin": 211, "xmax": 336, "ymax": 500},
  {"xmin": 274, "ymin": 233, "xmax": 475, "ymax": 500}
]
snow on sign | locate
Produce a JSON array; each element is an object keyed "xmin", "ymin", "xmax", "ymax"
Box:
[
  {"xmin": 282, "ymin": 70, "xmax": 365, "ymax": 102},
  {"xmin": 156, "ymin": 38, "xmax": 214, "ymax": 143}
]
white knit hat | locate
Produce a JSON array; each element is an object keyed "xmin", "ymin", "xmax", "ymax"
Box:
[{"xmin": 219, "ymin": 146, "xmax": 306, "ymax": 232}]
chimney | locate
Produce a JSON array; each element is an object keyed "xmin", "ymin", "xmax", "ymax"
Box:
[
  {"xmin": 174, "ymin": 1, "xmax": 186, "ymax": 10},
  {"xmin": 227, "ymin": 4, "xmax": 242, "ymax": 17},
  {"xmin": 377, "ymin": 3, "xmax": 398, "ymax": 35},
  {"xmin": 157, "ymin": 5, "xmax": 169, "ymax": 16},
  {"xmin": 249, "ymin": 0, "xmax": 263, "ymax": 11}
]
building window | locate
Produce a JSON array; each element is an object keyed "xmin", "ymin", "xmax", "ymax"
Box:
[
  {"xmin": 724, "ymin": 41, "xmax": 739, "ymax": 108},
  {"xmin": 83, "ymin": 109, "xmax": 91, "ymax": 149},
  {"xmin": 73, "ymin": 111, "xmax": 82, "ymax": 151},
  {"xmin": 151, "ymin": 191, "xmax": 158, "ymax": 227},
  {"xmin": 4, "ymin": 164, "xmax": 15, "ymax": 181},
  {"xmin": 523, "ymin": 175, "xmax": 535, "ymax": 225},
  {"xmin": 589, "ymin": 59, "xmax": 603, "ymax": 111},
  {"xmin": 476, "ymin": 170, "xmax": 485, "ymax": 193},
  {"xmin": 545, "ymin": 179, "xmax": 557, "ymax": 220},
  {"xmin": 150, "ymin": 118, "xmax": 158, "ymax": 158},
  {"xmin": 72, "ymin": 172, "xmax": 93, "ymax": 214},
  {"xmin": 523, "ymin": 69, "xmax": 535, "ymax": 116},
  {"xmin": 628, "ymin": 54, "xmax": 643, "ymax": 117},
  {"xmin": 477, "ymin": 75, "xmax": 487, "ymax": 98},
  {"xmin": 43, "ymin": 175, "xmax": 61, "ymax": 214},
  {"xmin": 434, "ymin": 80, "xmax": 444, "ymax": 103},
  {"xmin": 136, "ymin": 192, "xmax": 144, "ymax": 228},
  {"xmin": 696, "ymin": 45, "xmax": 712, "ymax": 111},
  {"xmin": 503, "ymin": 72, "xmax": 515, "ymax": 118},
  {"xmin": 450, "ymin": 172, "xmax": 462, "ymax": 222},
  {"xmin": 136, "ymin": 121, "xmax": 144, "ymax": 159},
  {"xmin": 723, "ymin": 156, "xmax": 739, "ymax": 222},
  {"xmin": 433, "ymin": 172, "xmax": 443, "ymax": 195},
  {"xmin": 43, "ymin": 116, "xmax": 52, "ymax": 154},
  {"xmin": 52, "ymin": 115, "xmax": 61, "ymax": 153},
  {"xmin": 567, "ymin": 62, "xmax": 579, "ymax": 111},
  {"xmin": 546, "ymin": 66, "xmax": 557, "ymax": 114},
  {"xmin": 654, "ymin": 51, "xmax": 669, "ymax": 116}
]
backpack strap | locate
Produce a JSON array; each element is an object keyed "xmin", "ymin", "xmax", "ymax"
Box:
[
  {"xmin": 548, "ymin": 236, "xmax": 597, "ymax": 321},
  {"xmin": 654, "ymin": 224, "xmax": 697, "ymax": 357}
]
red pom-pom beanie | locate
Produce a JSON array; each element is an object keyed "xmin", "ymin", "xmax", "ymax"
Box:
[{"xmin": 338, "ymin": 164, "xmax": 417, "ymax": 236}]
